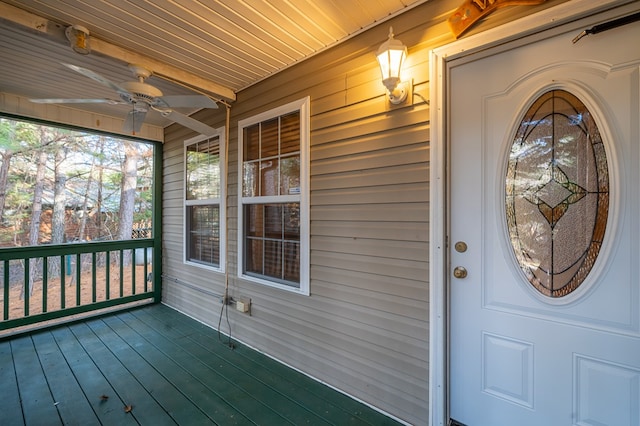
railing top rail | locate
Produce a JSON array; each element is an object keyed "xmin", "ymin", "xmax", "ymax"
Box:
[{"xmin": 0, "ymin": 239, "xmax": 154, "ymax": 261}]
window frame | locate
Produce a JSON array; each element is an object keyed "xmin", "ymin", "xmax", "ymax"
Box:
[
  {"xmin": 183, "ymin": 128, "xmax": 226, "ymax": 272},
  {"xmin": 237, "ymin": 97, "xmax": 310, "ymax": 295}
]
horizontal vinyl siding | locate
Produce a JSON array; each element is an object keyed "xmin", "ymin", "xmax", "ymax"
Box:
[
  {"xmin": 162, "ymin": 14, "xmax": 431, "ymax": 426},
  {"xmin": 306, "ymin": 36, "xmax": 430, "ymax": 417},
  {"xmin": 161, "ymin": 119, "xmax": 228, "ymax": 326},
  {"xmin": 161, "ymin": 1, "xmax": 571, "ymax": 423}
]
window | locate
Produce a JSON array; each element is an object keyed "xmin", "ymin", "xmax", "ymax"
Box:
[
  {"xmin": 238, "ymin": 97, "xmax": 309, "ymax": 294},
  {"xmin": 184, "ymin": 130, "xmax": 225, "ymax": 271}
]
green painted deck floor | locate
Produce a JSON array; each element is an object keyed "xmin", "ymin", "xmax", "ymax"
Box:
[{"xmin": 0, "ymin": 304, "xmax": 401, "ymax": 426}]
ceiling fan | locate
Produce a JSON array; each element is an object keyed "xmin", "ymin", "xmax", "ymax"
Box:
[{"xmin": 30, "ymin": 63, "xmax": 218, "ymax": 135}]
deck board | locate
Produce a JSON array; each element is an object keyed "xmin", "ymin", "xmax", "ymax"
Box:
[
  {"xmin": 84, "ymin": 318, "xmax": 214, "ymax": 425},
  {"xmin": 1, "ymin": 304, "xmax": 403, "ymax": 426},
  {"xmin": 66, "ymin": 322, "xmax": 177, "ymax": 425},
  {"xmin": 95, "ymin": 314, "xmax": 231, "ymax": 425},
  {"xmin": 127, "ymin": 309, "xmax": 331, "ymax": 425},
  {"xmin": 113, "ymin": 310, "xmax": 277, "ymax": 425},
  {"xmin": 11, "ymin": 336, "xmax": 61, "ymax": 425},
  {"xmin": 51, "ymin": 326, "xmax": 138, "ymax": 425},
  {"xmin": 136, "ymin": 307, "xmax": 392, "ymax": 425},
  {"xmin": 31, "ymin": 332, "xmax": 98, "ymax": 426},
  {"xmin": 141, "ymin": 306, "xmax": 403, "ymax": 425},
  {"xmin": 0, "ymin": 340, "xmax": 27, "ymax": 426}
]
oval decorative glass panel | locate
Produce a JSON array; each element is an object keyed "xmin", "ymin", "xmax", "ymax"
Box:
[{"xmin": 505, "ymin": 90, "xmax": 609, "ymax": 298}]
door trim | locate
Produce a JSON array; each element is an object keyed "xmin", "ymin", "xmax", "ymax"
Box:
[{"xmin": 428, "ymin": 1, "xmax": 638, "ymax": 424}]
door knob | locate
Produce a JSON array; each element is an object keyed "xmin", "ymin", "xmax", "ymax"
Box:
[{"xmin": 453, "ymin": 266, "xmax": 468, "ymax": 279}]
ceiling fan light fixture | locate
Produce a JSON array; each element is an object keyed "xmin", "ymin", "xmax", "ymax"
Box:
[
  {"xmin": 65, "ymin": 25, "xmax": 91, "ymax": 55},
  {"xmin": 30, "ymin": 63, "xmax": 219, "ymax": 135},
  {"xmin": 120, "ymin": 81, "xmax": 163, "ymax": 102}
]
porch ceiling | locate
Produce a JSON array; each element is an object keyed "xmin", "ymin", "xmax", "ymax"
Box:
[{"xmin": 0, "ymin": 0, "xmax": 427, "ymax": 128}]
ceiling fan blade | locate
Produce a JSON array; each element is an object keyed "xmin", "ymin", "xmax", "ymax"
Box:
[
  {"xmin": 63, "ymin": 63, "xmax": 128, "ymax": 94},
  {"xmin": 123, "ymin": 110, "xmax": 148, "ymax": 134},
  {"xmin": 156, "ymin": 95, "xmax": 218, "ymax": 109},
  {"xmin": 163, "ymin": 110, "xmax": 217, "ymax": 136},
  {"xmin": 30, "ymin": 98, "xmax": 127, "ymax": 105}
]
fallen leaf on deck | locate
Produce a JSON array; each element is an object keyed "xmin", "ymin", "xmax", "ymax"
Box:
[
  {"xmin": 100, "ymin": 395, "xmax": 109, "ymax": 401},
  {"xmin": 124, "ymin": 404, "xmax": 133, "ymax": 413}
]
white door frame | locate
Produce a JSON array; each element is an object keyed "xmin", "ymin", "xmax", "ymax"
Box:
[{"xmin": 428, "ymin": 1, "xmax": 637, "ymax": 424}]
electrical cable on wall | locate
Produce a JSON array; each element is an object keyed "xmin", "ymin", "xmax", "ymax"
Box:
[
  {"xmin": 217, "ymin": 102, "xmax": 234, "ymax": 349},
  {"xmin": 414, "ymin": 92, "xmax": 429, "ymax": 105},
  {"xmin": 217, "ymin": 294, "xmax": 233, "ymax": 349},
  {"xmin": 161, "ymin": 274, "xmax": 223, "ymax": 299}
]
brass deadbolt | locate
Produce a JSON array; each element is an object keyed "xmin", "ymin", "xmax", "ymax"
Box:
[{"xmin": 454, "ymin": 241, "xmax": 467, "ymax": 253}]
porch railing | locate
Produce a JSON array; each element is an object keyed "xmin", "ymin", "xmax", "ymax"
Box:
[{"xmin": 0, "ymin": 239, "xmax": 160, "ymax": 331}]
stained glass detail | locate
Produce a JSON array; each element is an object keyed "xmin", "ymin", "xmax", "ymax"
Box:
[{"xmin": 505, "ymin": 90, "xmax": 609, "ymax": 297}]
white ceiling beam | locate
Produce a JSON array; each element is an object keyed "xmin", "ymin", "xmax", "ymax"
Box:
[
  {"xmin": 0, "ymin": 1, "xmax": 236, "ymax": 102},
  {"xmin": 88, "ymin": 38, "xmax": 236, "ymax": 102}
]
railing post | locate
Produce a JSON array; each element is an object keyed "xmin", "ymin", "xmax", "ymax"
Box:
[{"xmin": 153, "ymin": 141, "xmax": 163, "ymax": 304}]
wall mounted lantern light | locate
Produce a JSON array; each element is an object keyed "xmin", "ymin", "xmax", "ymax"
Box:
[
  {"xmin": 65, "ymin": 25, "xmax": 91, "ymax": 55},
  {"xmin": 376, "ymin": 26, "xmax": 408, "ymax": 104}
]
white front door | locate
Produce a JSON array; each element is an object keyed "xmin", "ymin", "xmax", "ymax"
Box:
[{"xmin": 448, "ymin": 5, "xmax": 640, "ymax": 426}]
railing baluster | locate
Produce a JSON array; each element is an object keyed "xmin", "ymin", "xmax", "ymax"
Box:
[
  {"xmin": 92, "ymin": 252, "xmax": 97, "ymax": 303},
  {"xmin": 106, "ymin": 251, "xmax": 111, "ymax": 301},
  {"xmin": 75, "ymin": 253, "xmax": 81, "ymax": 306},
  {"xmin": 144, "ymin": 248, "xmax": 149, "ymax": 293},
  {"xmin": 24, "ymin": 259, "xmax": 30, "ymax": 317},
  {"xmin": 131, "ymin": 249, "xmax": 136, "ymax": 295},
  {"xmin": 42, "ymin": 257, "xmax": 48, "ymax": 313},
  {"xmin": 60, "ymin": 255, "xmax": 66, "ymax": 310},
  {"xmin": 3, "ymin": 260, "xmax": 9, "ymax": 320},
  {"xmin": 119, "ymin": 250, "xmax": 124, "ymax": 298}
]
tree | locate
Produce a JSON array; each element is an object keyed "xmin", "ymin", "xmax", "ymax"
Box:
[
  {"xmin": 116, "ymin": 141, "xmax": 140, "ymax": 265},
  {"xmin": 0, "ymin": 120, "xmax": 19, "ymax": 223},
  {"xmin": 52, "ymin": 141, "xmax": 68, "ymax": 245},
  {"xmin": 21, "ymin": 126, "xmax": 70, "ymax": 296},
  {"xmin": 22, "ymin": 130, "xmax": 48, "ymax": 298},
  {"xmin": 77, "ymin": 137, "xmax": 99, "ymax": 242}
]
